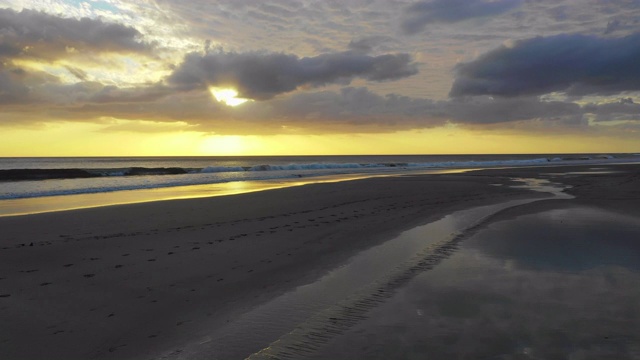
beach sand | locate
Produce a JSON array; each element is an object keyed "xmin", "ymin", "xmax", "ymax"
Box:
[
  {"xmin": 311, "ymin": 164, "xmax": 640, "ymax": 360},
  {"xmin": 312, "ymin": 204, "xmax": 640, "ymax": 360},
  {"xmin": 0, "ymin": 164, "xmax": 639, "ymax": 359}
]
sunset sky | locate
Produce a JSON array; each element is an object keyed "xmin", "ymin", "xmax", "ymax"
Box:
[{"xmin": 1, "ymin": 0, "xmax": 640, "ymax": 156}]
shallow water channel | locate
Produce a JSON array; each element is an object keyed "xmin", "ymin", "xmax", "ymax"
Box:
[
  {"xmin": 172, "ymin": 179, "xmax": 572, "ymax": 359},
  {"xmin": 314, "ymin": 205, "xmax": 640, "ymax": 359}
]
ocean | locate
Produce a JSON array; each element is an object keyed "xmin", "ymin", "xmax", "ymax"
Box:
[{"xmin": 0, "ymin": 154, "xmax": 638, "ymax": 216}]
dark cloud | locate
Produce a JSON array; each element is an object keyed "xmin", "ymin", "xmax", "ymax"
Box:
[
  {"xmin": 445, "ymin": 96, "xmax": 583, "ymax": 124},
  {"xmin": 243, "ymin": 87, "xmax": 443, "ymax": 125},
  {"xmin": 168, "ymin": 50, "xmax": 419, "ymax": 100},
  {"xmin": 234, "ymin": 88, "xmax": 584, "ymax": 132},
  {"xmin": 400, "ymin": 0, "xmax": 523, "ymax": 35},
  {"xmin": 450, "ymin": 33, "xmax": 640, "ymax": 98},
  {"xmin": 2, "ymin": 79, "xmax": 589, "ymax": 134},
  {"xmin": 0, "ymin": 71, "xmax": 168, "ymax": 108},
  {"xmin": 0, "ymin": 65, "xmax": 63, "ymax": 105},
  {"xmin": 583, "ymin": 98, "xmax": 640, "ymax": 122},
  {"xmin": 59, "ymin": 78, "xmax": 632, "ymax": 131},
  {"xmin": 0, "ymin": 88, "xmax": 220, "ymax": 128},
  {"xmin": 0, "ymin": 69, "xmax": 31, "ymax": 105},
  {"xmin": 0, "ymin": 8, "xmax": 151, "ymax": 62},
  {"xmin": 84, "ymin": 84, "xmax": 170, "ymax": 104},
  {"xmin": 347, "ymin": 36, "xmax": 396, "ymax": 54}
]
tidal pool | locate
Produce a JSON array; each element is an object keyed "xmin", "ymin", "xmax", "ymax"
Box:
[{"xmin": 313, "ymin": 206, "xmax": 640, "ymax": 360}]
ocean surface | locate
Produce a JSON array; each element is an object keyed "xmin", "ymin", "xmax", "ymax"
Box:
[{"xmin": 1, "ymin": 154, "xmax": 638, "ymax": 201}]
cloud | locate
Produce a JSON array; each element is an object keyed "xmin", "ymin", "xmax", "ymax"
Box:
[
  {"xmin": 167, "ymin": 50, "xmax": 419, "ymax": 100},
  {"xmin": 400, "ymin": 0, "xmax": 523, "ymax": 35},
  {"xmin": 444, "ymin": 96, "xmax": 582, "ymax": 124},
  {"xmin": 0, "ymin": 69, "xmax": 31, "ymax": 105},
  {"xmin": 241, "ymin": 87, "xmax": 443, "ymax": 126},
  {"xmin": 1, "ymin": 80, "xmax": 588, "ymax": 135},
  {"xmin": 228, "ymin": 88, "xmax": 585, "ymax": 133},
  {"xmin": 450, "ymin": 33, "xmax": 640, "ymax": 98},
  {"xmin": 6, "ymin": 88, "xmax": 225, "ymax": 128},
  {"xmin": 347, "ymin": 36, "xmax": 396, "ymax": 54},
  {"xmin": 0, "ymin": 8, "xmax": 156, "ymax": 106},
  {"xmin": 583, "ymin": 98, "xmax": 640, "ymax": 122},
  {"xmin": 0, "ymin": 8, "xmax": 151, "ymax": 62},
  {"xmin": 0, "ymin": 66, "xmax": 63, "ymax": 105},
  {"xmin": 0, "ymin": 72, "xmax": 169, "ymax": 109},
  {"xmin": 64, "ymin": 66, "xmax": 89, "ymax": 81}
]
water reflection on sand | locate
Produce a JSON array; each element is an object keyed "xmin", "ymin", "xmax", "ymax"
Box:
[{"xmin": 314, "ymin": 206, "xmax": 640, "ymax": 360}]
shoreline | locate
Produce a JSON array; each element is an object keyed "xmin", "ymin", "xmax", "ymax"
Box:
[
  {"xmin": 0, "ymin": 163, "xmax": 639, "ymax": 359},
  {"xmin": 0, "ymin": 168, "xmax": 464, "ymax": 217},
  {"xmin": 2, "ymin": 158, "xmax": 638, "ymax": 217}
]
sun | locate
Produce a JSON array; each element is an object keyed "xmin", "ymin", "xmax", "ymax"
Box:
[{"xmin": 209, "ymin": 87, "xmax": 250, "ymax": 106}]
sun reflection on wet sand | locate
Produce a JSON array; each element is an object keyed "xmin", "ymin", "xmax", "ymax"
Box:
[{"xmin": 0, "ymin": 168, "xmax": 472, "ymax": 217}]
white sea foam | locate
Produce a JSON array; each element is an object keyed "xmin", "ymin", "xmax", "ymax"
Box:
[
  {"xmin": 1, "ymin": 154, "xmax": 636, "ymax": 200},
  {"xmin": 201, "ymin": 166, "xmax": 246, "ymax": 173},
  {"xmin": 248, "ymin": 163, "xmax": 379, "ymax": 171}
]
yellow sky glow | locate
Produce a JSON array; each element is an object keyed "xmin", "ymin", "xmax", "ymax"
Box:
[
  {"xmin": 1, "ymin": 123, "xmax": 638, "ymax": 157},
  {"xmin": 2, "ymin": 2, "xmax": 640, "ymax": 156}
]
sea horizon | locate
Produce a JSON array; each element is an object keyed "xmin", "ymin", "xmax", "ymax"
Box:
[
  {"xmin": 2, "ymin": 151, "xmax": 638, "ymax": 158},
  {"xmin": 2, "ymin": 153, "xmax": 639, "ymax": 217}
]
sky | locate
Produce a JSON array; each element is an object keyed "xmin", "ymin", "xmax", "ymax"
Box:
[{"xmin": 1, "ymin": 0, "xmax": 640, "ymax": 156}]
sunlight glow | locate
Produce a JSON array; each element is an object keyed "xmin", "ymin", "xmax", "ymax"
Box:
[
  {"xmin": 3, "ymin": 124, "xmax": 640, "ymax": 156},
  {"xmin": 201, "ymin": 135, "xmax": 247, "ymax": 155},
  {"xmin": 209, "ymin": 87, "xmax": 250, "ymax": 106}
]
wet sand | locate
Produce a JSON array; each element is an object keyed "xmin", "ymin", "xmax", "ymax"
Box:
[
  {"xmin": 314, "ymin": 205, "xmax": 640, "ymax": 359},
  {"xmin": 309, "ymin": 164, "xmax": 640, "ymax": 359},
  {"xmin": 0, "ymin": 163, "xmax": 639, "ymax": 359}
]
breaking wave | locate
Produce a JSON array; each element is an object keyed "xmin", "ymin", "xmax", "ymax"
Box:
[{"xmin": 0, "ymin": 154, "xmax": 631, "ymax": 200}]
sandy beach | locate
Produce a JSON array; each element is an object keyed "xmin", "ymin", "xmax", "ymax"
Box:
[
  {"xmin": 1, "ymin": 163, "xmax": 639, "ymax": 359},
  {"xmin": 312, "ymin": 164, "xmax": 640, "ymax": 360}
]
